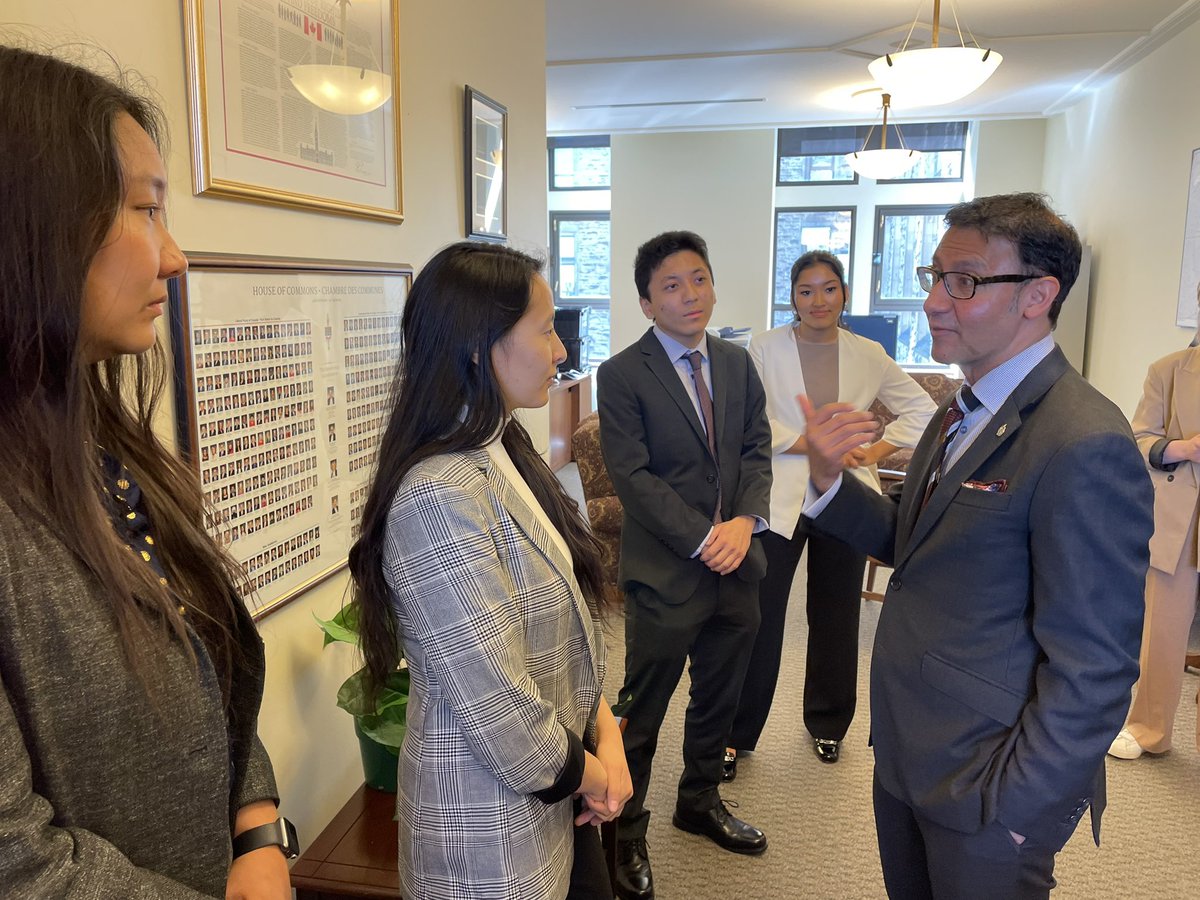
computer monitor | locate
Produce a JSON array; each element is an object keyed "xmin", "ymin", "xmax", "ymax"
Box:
[{"xmin": 842, "ymin": 314, "xmax": 899, "ymax": 360}]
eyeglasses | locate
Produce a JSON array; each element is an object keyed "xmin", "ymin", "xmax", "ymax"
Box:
[{"xmin": 915, "ymin": 266, "xmax": 1040, "ymax": 301}]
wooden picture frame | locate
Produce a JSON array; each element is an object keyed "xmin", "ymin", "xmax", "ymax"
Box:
[
  {"xmin": 168, "ymin": 253, "xmax": 412, "ymax": 619},
  {"xmin": 182, "ymin": 0, "xmax": 403, "ymax": 222},
  {"xmin": 464, "ymin": 86, "xmax": 508, "ymax": 241}
]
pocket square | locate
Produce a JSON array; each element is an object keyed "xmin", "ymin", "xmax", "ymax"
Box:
[{"xmin": 962, "ymin": 478, "xmax": 1008, "ymax": 493}]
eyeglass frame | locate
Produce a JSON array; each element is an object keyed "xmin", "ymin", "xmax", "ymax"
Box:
[{"xmin": 915, "ymin": 266, "xmax": 1042, "ymax": 301}]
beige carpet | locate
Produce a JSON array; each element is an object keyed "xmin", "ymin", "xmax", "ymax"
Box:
[{"xmin": 560, "ymin": 463, "xmax": 1200, "ymax": 898}]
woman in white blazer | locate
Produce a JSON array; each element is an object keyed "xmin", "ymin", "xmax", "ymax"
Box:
[
  {"xmin": 349, "ymin": 243, "xmax": 632, "ymax": 900},
  {"xmin": 728, "ymin": 251, "xmax": 936, "ymax": 770}
]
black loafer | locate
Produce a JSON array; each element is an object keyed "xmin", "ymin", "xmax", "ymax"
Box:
[
  {"xmin": 722, "ymin": 748, "xmax": 737, "ymax": 782},
  {"xmin": 672, "ymin": 802, "xmax": 767, "ymax": 855},
  {"xmin": 813, "ymin": 738, "xmax": 840, "ymax": 764},
  {"xmin": 614, "ymin": 837, "xmax": 654, "ymax": 899}
]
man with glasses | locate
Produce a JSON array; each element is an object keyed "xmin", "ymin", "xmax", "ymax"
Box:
[{"xmin": 799, "ymin": 193, "xmax": 1153, "ymax": 898}]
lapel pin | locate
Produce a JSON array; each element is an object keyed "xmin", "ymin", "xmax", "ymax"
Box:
[{"xmin": 996, "ymin": 423, "xmax": 1007, "ymax": 437}]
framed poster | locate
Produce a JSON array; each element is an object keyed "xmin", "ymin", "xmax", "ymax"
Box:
[
  {"xmin": 464, "ymin": 86, "xmax": 507, "ymax": 241},
  {"xmin": 1177, "ymin": 148, "xmax": 1200, "ymax": 328},
  {"xmin": 182, "ymin": 0, "xmax": 403, "ymax": 222},
  {"xmin": 168, "ymin": 253, "xmax": 412, "ymax": 619}
]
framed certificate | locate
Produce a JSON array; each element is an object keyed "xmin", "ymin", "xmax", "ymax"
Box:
[
  {"xmin": 183, "ymin": 0, "xmax": 403, "ymax": 222},
  {"xmin": 168, "ymin": 253, "xmax": 411, "ymax": 618}
]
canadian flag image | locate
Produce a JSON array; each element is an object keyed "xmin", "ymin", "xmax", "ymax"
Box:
[{"xmin": 303, "ymin": 15, "xmax": 323, "ymax": 41}]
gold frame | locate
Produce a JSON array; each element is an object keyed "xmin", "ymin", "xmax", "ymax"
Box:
[
  {"xmin": 168, "ymin": 253, "xmax": 412, "ymax": 619},
  {"xmin": 182, "ymin": 0, "xmax": 403, "ymax": 223}
]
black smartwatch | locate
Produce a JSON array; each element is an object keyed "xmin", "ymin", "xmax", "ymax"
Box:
[{"xmin": 232, "ymin": 817, "xmax": 301, "ymax": 860}]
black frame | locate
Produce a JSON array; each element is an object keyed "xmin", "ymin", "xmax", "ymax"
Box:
[
  {"xmin": 776, "ymin": 127, "xmax": 859, "ymax": 186},
  {"xmin": 464, "ymin": 85, "xmax": 508, "ymax": 242},
  {"xmin": 771, "ymin": 206, "xmax": 856, "ymax": 324},
  {"xmin": 548, "ymin": 135, "xmax": 611, "ymax": 191}
]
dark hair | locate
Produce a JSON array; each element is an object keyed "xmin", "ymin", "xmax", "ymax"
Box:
[
  {"xmin": 0, "ymin": 45, "xmax": 247, "ymax": 700},
  {"xmin": 944, "ymin": 193, "xmax": 1082, "ymax": 327},
  {"xmin": 633, "ymin": 230, "xmax": 714, "ymax": 300},
  {"xmin": 349, "ymin": 242, "xmax": 609, "ymax": 696}
]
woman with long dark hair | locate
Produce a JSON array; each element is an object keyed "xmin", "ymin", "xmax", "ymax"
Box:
[
  {"xmin": 727, "ymin": 250, "xmax": 935, "ymax": 773},
  {"xmin": 0, "ymin": 45, "xmax": 289, "ymax": 897},
  {"xmin": 349, "ymin": 242, "xmax": 630, "ymax": 899}
]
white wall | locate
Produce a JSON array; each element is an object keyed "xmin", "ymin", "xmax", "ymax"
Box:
[
  {"xmin": 609, "ymin": 130, "xmax": 776, "ymax": 355},
  {"xmin": 1043, "ymin": 19, "xmax": 1200, "ymax": 414},
  {"xmin": 5, "ymin": 0, "xmax": 548, "ymax": 848}
]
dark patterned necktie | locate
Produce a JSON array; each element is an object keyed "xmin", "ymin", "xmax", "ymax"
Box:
[
  {"xmin": 686, "ymin": 350, "xmax": 722, "ymax": 523},
  {"xmin": 922, "ymin": 386, "xmax": 979, "ymax": 509}
]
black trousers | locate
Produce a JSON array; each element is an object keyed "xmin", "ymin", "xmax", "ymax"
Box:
[
  {"xmin": 567, "ymin": 807, "xmax": 612, "ymax": 900},
  {"xmin": 729, "ymin": 524, "xmax": 866, "ymax": 750},
  {"xmin": 615, "ymin": 570, "xmax": 760, "ymax": 839},
  {"xmin": 873, "ymin": 774, "xmax": 1058, "ymax": 899}
]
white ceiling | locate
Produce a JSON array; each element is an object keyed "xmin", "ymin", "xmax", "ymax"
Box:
[{"xmin": 546, "ymin": 0, "xmax": 1200, "ymax": 134}]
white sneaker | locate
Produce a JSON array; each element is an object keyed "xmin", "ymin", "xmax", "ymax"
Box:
[{"xmin": 1107, "ymin": 729, "xmax": 1144, "ymax": 760}]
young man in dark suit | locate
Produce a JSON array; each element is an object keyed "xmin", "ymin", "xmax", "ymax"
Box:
[
  {"xmin": 597, "ymin": 231, "xmax": 773, "ymax": 900},
  {"xmin": 800, "ymin": 194, "xmax": 1154, "ymax": 898}
]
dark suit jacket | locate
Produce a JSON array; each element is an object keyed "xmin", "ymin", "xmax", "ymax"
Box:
[
  {"xmin": 809, "ymin": 347, "xmax": 1153, "ymax": 849},
  {"xmin": 597, "ymin": 328, "xmax": 772, "ymax": 602}
]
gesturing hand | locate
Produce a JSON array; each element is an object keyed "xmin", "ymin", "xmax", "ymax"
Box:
[{"xmin": 797, "ymin": 395, "xmax": 880, "ymax": 494}]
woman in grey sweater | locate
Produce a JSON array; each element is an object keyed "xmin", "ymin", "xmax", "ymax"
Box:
[{"xmin": 0, "ymin": 46, "xmax": 289, "ymax": 898}]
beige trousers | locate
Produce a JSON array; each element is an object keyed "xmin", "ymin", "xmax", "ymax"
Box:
[{"xmin": 1126, "ymin": 503, "xmax": 1200, "ymax": 753}]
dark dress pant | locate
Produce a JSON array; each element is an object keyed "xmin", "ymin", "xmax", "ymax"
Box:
[
  {"xmin": 615, "ymin": 569, "xmax": 760, "ymax": 839},
  {"xmin": 873, "ymin": 774, "xmax": 1058, "ymax": 900},
  {"xmin": 729, "ymin": 524, "xmax": 866, "ymax": 750}
]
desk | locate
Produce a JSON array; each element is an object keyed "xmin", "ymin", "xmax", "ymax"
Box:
[
  {"xmin": 548, "ymin": 373, "xmax": 593, "ymax": 471},
  {"xmin": 291, "ymin": 785, "xmax": 400, "ymax": 900}
]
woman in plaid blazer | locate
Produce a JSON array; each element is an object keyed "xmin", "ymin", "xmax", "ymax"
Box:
[{"xmin": 350, "ymin": 243, "xmax": 631, "ymax": 899}]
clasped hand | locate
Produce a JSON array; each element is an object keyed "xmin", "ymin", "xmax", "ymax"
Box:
[
  {"xmin": 699, "ymin": 515, "xmax": 755, "ymax": 575},
  {"xmin": 575, "ymin": 740, "xmax": 633, "ymax": 826}
]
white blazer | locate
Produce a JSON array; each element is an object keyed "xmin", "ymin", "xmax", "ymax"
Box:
[{"xmin": 750, "ymin": 324, "xmax": 937, "ymax": 539}]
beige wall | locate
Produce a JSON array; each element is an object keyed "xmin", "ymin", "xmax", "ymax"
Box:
[
  {"xmin": 609, "ymin": 130, "xmax": 776, "ymax": 355},
  {"xmin": 974, "ymin": 119, "xmax": 1047, "ymax": 198},
  {"xmin": 5, "ymin": 0, "xmax": 548, "ymax": 847},
  {"xmin": 1044, "ymin": 18, "xmax": 1200, "ymax": 414}
]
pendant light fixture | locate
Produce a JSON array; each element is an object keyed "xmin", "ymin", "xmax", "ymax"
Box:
[
  {"xmin": 288, "ymin": 0, "xmax": 393, "ymax": 116},
  {"xmin": 868, "ymin": 0, "xmax": 1001, "ymax": 106},
  {"xmin": 844, "ymin": 93, "xmax": 923, "ymax": 180}
]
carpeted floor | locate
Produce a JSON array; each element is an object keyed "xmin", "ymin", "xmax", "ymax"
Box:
[{"xmin": 559, "ymin": 464, "xmax": 1200, "ymax": 899}]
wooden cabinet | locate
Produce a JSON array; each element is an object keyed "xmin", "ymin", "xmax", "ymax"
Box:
[{"xmin": 547, "ymin": 373, "xmax": 592, "ymax": 471}]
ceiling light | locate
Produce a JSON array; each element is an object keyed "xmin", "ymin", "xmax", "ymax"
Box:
[
  {"xmin": 867, "ymin": 0, "xmax": 1002, "ymax": 106},
  {"xmin": 287, "ymin": 0, "xmax": 392, "ymax": 116},
  {"xmin": 844, "ymin": 93, "xmax": 923, "ymax": 180}
]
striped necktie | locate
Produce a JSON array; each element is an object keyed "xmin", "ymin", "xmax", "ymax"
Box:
[{"xmin": 922, "ymin": 385, "xmax": 979, "ymax": 509}]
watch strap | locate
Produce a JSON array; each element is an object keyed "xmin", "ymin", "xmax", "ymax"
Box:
[{"xmin": 232, "ymin": 817, "xmax": 300, "ymax": 860}]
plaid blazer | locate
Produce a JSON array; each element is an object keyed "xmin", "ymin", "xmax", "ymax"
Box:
[{"xmin": 382, "ymin": 450, "xmax": 605, "ymax": 900}]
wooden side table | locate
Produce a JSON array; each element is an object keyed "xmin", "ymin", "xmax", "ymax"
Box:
[
  {"xmin": 548, "ymin": 373, "xmax": 593, "ymax": 471},
  {"xmin": 291, "ymin": 785, "xmax": 400, "ymax": 900}
]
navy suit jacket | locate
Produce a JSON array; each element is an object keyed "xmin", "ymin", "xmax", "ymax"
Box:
[
  {"xmin": 809, "ymin": 347, "xmax": 1153, "ymax": 849},
  {"xmin": 597, "ymin": 328, "xmax": 772, "ymax": 602}
]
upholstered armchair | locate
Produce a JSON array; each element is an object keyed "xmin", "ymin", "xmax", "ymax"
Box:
[
  {"xmin": 571, "ymin": 411, "xmax": 623, "ymax": 604},
  {"xmin": 869, "ymin": 371, "xmax": 963, "ymax": 482}
]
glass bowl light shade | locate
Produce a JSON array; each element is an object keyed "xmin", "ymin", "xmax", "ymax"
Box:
[
  {"xmin": 868, "ymin": 46, "xmax": 1002, "ymax": 106},
  {"xmin": 288, "ymin": 65, "xmax": 392, "ymax": 116},
  {"xmin": 844, "ymin": 148, "xmax": 923, "ymax": 180}
]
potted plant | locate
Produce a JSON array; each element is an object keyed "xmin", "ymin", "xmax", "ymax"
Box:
[{"xmin": 315, "ymin": 603, "xmax": 409, "ymax": 793}]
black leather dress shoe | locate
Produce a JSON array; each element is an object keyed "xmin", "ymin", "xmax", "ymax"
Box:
[
  {"xmin": 813, "ymin": 738, "xmax": 841, "ymax": 764},
  {"xmin": 614, "ymin": 837, "xmax": 654, "ymax": 900},
  {"xmin": 672, "ymin": 803, "xmax": 767, "ymax": 855},
  {"xmin": 722, "ymin": 748, "xmax": 737, "ymax": 782}
]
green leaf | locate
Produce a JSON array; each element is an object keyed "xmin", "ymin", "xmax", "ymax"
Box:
[
  {"xmin": 313, "ymin": 603, "xmax": 360, "ymax": 646},
  {"xmin": 358, "ymin": 713, "xmax": 406, "ymax": 751}
]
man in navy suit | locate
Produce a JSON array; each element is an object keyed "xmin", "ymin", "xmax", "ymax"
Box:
[
  {"xmin": 801, "ymin": 194, "xmax": 1153, "ymax": 898},
  {"xmin": 598, "ymin": 231, "xmax": 772, "ymax": 899}
]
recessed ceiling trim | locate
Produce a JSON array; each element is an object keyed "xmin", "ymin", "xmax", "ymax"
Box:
[{"xmin": 573, "ymin": 98, "xmax": 766, "ymax": 110}]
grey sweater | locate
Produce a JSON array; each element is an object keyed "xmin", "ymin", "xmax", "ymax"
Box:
[{"xmin": 0, "ymin": 497, "xmax": 278, "ymax": 898}]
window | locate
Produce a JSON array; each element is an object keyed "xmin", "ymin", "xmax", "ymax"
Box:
[
  {"xmin": 876, "ymin": 122, "xmax": 968, "ymax": 184},
  {"xmin": 550, "ymin": 212, "xmax": 611, "ymax": 367},
  {"xmin": 548, "ymin": 136, "xmax": 610, "ymax": 191},
  {"xmin": 772, "ymin": 208, "xmax": 854, "ymax": 328},
  {"xmin": 870, "ymin": 205, "xmax": 951, "ymax": 367},
  {"xmin": 777, "ymin": 127, "xmax": 859, "ymax": 185},
  {"xmin": 778, "ymin": 121, "xmax": 967, "ymax": 185}
]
